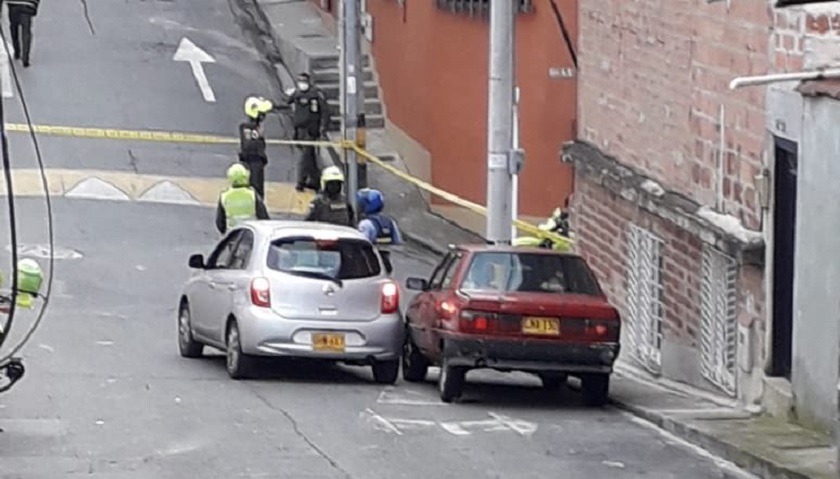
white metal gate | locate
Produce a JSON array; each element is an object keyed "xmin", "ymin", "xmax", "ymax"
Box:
[
  {"xmin": 699, "ymin": 246, "xmax": 738, "ymax": 396},
  {"xmin": 625, "ymin": 225, "xmax": 665, "ymax": 374}
]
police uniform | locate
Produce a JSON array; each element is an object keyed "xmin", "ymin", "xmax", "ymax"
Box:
[
  {"xmin": 5, "ymin": 0, "xmax": 39, "ymax": 67},
  {"xmin": 305, "ymin": 194, "xmax": 354, "ymax": 227},
  {"xmin": 286, "ymin": 85, "xmax": 328, "ymax": 191},
  {"xmin": 215, "ymin": 186, "xmax": 269, "ymax": 234},
  {"xmin": 238, "ymin": 119, "xmax": 268, "ymax": 198}
]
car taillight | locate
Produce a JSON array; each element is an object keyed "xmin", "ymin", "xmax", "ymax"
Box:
[
  {"xmin": 381, "ymin": 281, "xmax": 399, "ymax": 314},
  {"xmin": 250, "ymin": 277, "xmax": 271, "ymax": 308},
  {"xmin": 458, "ymin": 310, "xmax": 517, "ymax": 334},
  {"xmin": 585, "ymin": 319, "xmax": 619, "ymax": 341}
]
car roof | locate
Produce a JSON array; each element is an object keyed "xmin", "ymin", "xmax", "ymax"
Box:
[
  {"xmin": 454, "ymin": 243, "xmax": 583, "ymax": 258},
  {"xmin": 241, "ymin": 220, "xmax": 368, "ymax": 242}
]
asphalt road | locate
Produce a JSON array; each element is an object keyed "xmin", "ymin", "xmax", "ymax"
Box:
[{"xmin": 0, "ymin": 1, "xmax": 749, "ymax": 478}]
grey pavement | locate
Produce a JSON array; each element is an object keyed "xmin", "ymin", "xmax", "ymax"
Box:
[{"xmin": 246, "ymin": 1, "xmax": 837, "ymax": 479}]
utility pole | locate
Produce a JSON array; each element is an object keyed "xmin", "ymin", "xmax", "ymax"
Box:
[
  {"xmin": 510, "ymin": 85, "xmax": 520, "ymax": 240},
  {"xmin": 485, "ymin": 0, "xmax": 517, "ymax": 244},
  {"xmin": 340, "ymin": 0, "xmax": 362, "ymax": 206}
]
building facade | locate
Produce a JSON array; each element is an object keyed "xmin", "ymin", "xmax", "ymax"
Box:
[
  {"xmin": 566, "ymin": 0, "xmax": 840, "ymax": 433},
  {"xmin": 312, "ymin": 0, "xmax": 579, "ymax": 231},
  {"xmin": 564, "ymin": 0, "xmax": 771, "ymax": 404}
]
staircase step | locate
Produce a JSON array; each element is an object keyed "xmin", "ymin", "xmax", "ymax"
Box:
[
  {"xmin": 320, "ymin": 81, "xmax": 380, "ymax": 100},
  {"xmin": 326, "ymin": 114, "xmax": 385, "ymax": 132},
  {"xmin": 310, "ymin": 54, "xmax": 372, "ymax": 71},
  {"xmin": 312, "ymin": 67, "xmax": 375, "ymax": 84},
  {"xmin": 327, "ymin": 98, "xmax": 383, "ymax": 116}
]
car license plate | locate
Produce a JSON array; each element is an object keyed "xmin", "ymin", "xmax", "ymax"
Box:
[
  {"xmin": 522, "ymin": 317, "xmax": 560, "ymax": 336},
  {"xmin": 312, "ymin": 333, "xmax": 346, "ymax": 352}
]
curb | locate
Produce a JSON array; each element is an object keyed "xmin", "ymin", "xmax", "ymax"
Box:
[{"xmin": 610, "ymin": 398, "xmax": 818, "ymax": 479}]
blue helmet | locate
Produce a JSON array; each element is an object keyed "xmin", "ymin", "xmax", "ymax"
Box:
[{"xmin": 357, "ymin": 188, "xmax": 384, "ymax": 215}]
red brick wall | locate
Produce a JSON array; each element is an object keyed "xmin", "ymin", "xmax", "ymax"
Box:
[
  {"xmin": 773, "ymin": 6, "xmax": 840, "ymax": 71},
  {"xmin": 578, "ymin": 0, "xmax": 772, "ymax": 231},
  {"xmin": 572, "ymin": 175, "xmax": 704, "ymax": 347}
]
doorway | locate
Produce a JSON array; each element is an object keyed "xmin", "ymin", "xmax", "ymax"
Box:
[{"xmin": 770, "ymin": 136, "xmax": 798, "ymax": 379}]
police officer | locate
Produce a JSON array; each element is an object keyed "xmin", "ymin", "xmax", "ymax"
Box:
[
  {"xmin": 304, "ymin": 166, "xmax": 354, "ymax": 226},
  {"xmin": 239, "ymin": 96, "xmax": 276, "ymax": 199},
  {"xmin": 5, "ymin": 0, "xmax": 39, "ymax": 68},
  {"xmin": 216, "ymin": 163, "xmax": 270, "ymax": 235},
  {"xmin": 356, "ymin": 188, "xmax": 403, "ymax": 245},
  {"xmin": 284, "ymin": 73, "xmax": 329, "ymax": 192}
]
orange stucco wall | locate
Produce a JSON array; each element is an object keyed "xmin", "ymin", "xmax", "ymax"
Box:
[{"xmin": 317, "ymin": 1, "xmax": 577, "ymax": 217}]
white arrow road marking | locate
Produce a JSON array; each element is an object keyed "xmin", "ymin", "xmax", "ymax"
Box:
[
  {"xmin": 1, "ymin": 40, "xmax": 14, "ymax": 98},
  {"xmin": 362, "ymin": 408, "xmax": 403, "ymax": 435},
  {"xmin": 173, "ymin": 37, "xmax": 216, "ymax": 103},
  {"xmin": 377, "ymin": 387, "xmax": 445, "ymax": 406}
]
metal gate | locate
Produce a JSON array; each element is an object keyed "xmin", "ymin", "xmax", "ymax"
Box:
[
  {"xmin": 699, "ymin": 246, "xmax": 739, "ymax": 396},
  {"xmin": 625, "ymin": 225, "xmax": 665, "ymax": 374}
]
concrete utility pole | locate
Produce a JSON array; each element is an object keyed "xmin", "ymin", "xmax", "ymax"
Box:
[
  {"xmin": 485, "ymin": 0, "xmax": 517, "ymax": 244},
  {"xmin": 340, "ymin": 0, "xmax": 363, "ymax": 206}
]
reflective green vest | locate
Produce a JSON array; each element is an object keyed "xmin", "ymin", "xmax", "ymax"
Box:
[
  {"xmin": 221, "ymin": 187, "xmax": 257, "ymax": 229},
  {"xmin": 512, "ymin": 236, "xmax": 572, "ymax": 252}
]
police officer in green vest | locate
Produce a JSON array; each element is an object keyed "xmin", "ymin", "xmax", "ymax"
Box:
[{"xmin": 215, "ymin": 163, "xmax": 269, "ymax": 234}]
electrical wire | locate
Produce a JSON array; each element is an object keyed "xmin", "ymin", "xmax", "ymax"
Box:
[{"xmin": 0, "ymin": 26, "xmax": 55, "ymax": 365}]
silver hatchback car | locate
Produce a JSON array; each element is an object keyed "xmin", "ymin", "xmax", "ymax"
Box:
[{"xmin": 177, "ymin": 220, "xmax": 404, "ymax": 383}]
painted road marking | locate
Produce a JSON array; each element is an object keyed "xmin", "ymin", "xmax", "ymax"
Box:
[
  {"xmin": 173, "ymin": 37, "xmax": 216, "ymax": 103},
  {"xmin": 362, "ymin": 409, "xmax": 538, "ymax": 437},
  {"xmin": 377, "ymin": 387, "xmax": 446, "ymax": 406},
  {"xmin": 6, "ymin": 244, "xmax": 83, "ymax": 260},
  {"xmin": 0, "ymin": 41, "xmax": 13, "ymax": 99},
  {"xmin": 0, "ymin": 168, "xmax": 315, "ymax": 215}
]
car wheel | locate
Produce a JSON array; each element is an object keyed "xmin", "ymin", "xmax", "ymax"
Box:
[
  {"xmin": 372, "ymin": 360, "xmax": 400, "ymax": 384},
  {"xmin": 226, "ymin": 321, "xmax": 254, "ymax": 380},
  {"xmin": 581, "ymin": 373, "xmax": 610, "ymax": 406},
  {"xmin": 538, "ymin": 373, "xmax": 567, "ymax": 391},
  {"xmin": 438, "ymin": 357, "xmax": 466, "ymax": 403},
  {"xmin": 178, "ymin": 303, "xmax": 203, "ymax": 358},
  {"xmin": 402, "ymin": 333, "xmax": 429, "ymax": 382}
]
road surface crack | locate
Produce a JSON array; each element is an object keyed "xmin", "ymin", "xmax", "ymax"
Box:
[
  {"xmin": 78, "ymin": 0, "xmax": 96, "ymax": 35},
  {"xmin": 251, "ymin": 387, "xmax": 352, "ymax": 479}
]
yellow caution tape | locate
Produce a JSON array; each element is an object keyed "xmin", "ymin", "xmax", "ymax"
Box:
[{"xmin": 3, "ymin": 121, "xmax": 572, "ymax": 248}]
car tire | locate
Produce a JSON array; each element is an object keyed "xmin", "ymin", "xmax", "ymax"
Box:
[
  {"xmin": 402, "ymin": 333, "xmax": 429, "ymax": 382},
  {"xmin": 226, "ymin": 321, "xmax": 254, "ymax": 380},
  {"xmin": 538, "ymin": 373, "xmax": 567, "ymax": 391},
  {"xmin": 581, "ymin": 373, "xmax": 610, "ymax": 406},
  {"xmin": 372, "ymin": 360, "xmax": 400, "ymax": 384},
  {"xmin": 178, "ymin": 303, "xmax": 203, "ymax": 358},
  {"xmin": 438, "ymin": 357, "xmax": 466, "ymax": 403}
]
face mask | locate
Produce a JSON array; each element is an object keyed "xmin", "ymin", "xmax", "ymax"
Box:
[{"xmin": 298, "ymin": 82, "xmax": 310, "ymax": 92}]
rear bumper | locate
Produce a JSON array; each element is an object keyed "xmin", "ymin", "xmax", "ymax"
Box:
[
  {"xmin": 441, "ymin": 335, "xmax": 620, "ymax": 375},
  {"xmin": 238, "ymin": 306, "xmax": 404, "ymax": 362}
]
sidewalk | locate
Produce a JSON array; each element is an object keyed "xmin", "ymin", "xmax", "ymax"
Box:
[{"xmin": 244, "ymin": 2, "xmax": 837, "ymax": 478}]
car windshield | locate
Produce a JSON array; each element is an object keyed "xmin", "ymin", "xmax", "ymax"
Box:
[
  {"xmin": 459, "ymin": 252, "xmax": 603, "ymax": 296},
  {"xmin": 266, "ymin": 236, "xmax": 382, "ymax": 280}
]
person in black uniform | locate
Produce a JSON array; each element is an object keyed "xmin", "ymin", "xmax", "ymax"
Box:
[
  {"xmin": 5, "ymin": 0, "xmax": 39, "ymax": 68},
  {"xmin": 304, "ymin": 166, "xmax": 354, "ymax": 226},
  {"xmin": 284, "ymin": 73, "xmax": 329, "ymax": 192},
  {"xmin": 238, "ymin": 96, "xmax": 275, "ymax": 199}
]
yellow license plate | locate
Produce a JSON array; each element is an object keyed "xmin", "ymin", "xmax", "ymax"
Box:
[
  {"xmin": 312, "ymin": 333, "xmax": 346, "ymax": 352},
  {"xmin": 522, "ymin": 317, "xmax": 560, "ymax": 336}
]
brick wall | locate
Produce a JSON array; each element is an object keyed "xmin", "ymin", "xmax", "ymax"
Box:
[
  {"xmin": 773, "ymin": 5, "xmax": 840, "ymax": 71},
  {"xmin": 578, "ymin": 0, "xmax": 772, "ymax": 231}
]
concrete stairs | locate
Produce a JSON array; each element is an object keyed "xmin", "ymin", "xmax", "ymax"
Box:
[{"xmin": 310, "ymin": 54, "xmax": 385, "ymax": 132}]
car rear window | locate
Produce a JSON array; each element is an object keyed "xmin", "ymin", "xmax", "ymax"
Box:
[
  {"xmin": 266, "ymin": 237, "xmax": 382, "ymax": 280},
  {"xmin": 460, "ymin": 252, "xmax": 603, "ymax": 296}
]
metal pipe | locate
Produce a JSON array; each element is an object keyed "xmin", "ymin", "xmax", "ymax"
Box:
[
  {"xmin": 511, "ymin": 85, "xmax": 520, "ymax": 240},
  {"xmin": 729, "ymin": 68, "xmax": 840, "ymax": 90},
  {"xmin": 718, "ymin": 104, "xmax": 726, "ymax": 211},
  {"xmin": 485, "ymin": 0, "xmax": 516, "ymax": 244},
  {"xmin": 342, "ymin": 0, "xmax": 362, "ymax": 205}
]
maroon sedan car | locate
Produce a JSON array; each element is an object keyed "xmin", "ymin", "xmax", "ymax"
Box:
[{"xmin": 402, "ymin": 244, "xmax": 621, "ymax": 405}]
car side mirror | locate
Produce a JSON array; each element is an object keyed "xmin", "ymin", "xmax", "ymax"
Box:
[
  {"xmin": 379, "ymin": 250, "xmax": 393, "ymax": 274},
  {"xmin": 406, "ymin": 277, "xmax": 428, "ymax": 291},
  {"xmin": 188, "ymin": 254, "xmax": 206, "ymax": 269}
]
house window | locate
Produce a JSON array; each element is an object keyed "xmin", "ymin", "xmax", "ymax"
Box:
[
  {"xmin": 435, "ymin": 0, "xmax": 534, "ymax": 17},
  {"xmin": 699, "ymin": 246, "xmax": 738, "ymax": 396},
  {"xmin": 625, "ymin": 224, "xmax": 664, "ymax": 374}
]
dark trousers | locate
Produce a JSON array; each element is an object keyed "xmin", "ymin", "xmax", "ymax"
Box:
[
  {"xmin": 296, "ymin": 145, "xmax": 321, "ymax": 191},
  {"xmin": 239, "ymin": 154, "xmax": 266, "ymax": 199},
  {"xmin": 9, "ymin": 8, "xmax": 33, "ymax": 64}
]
